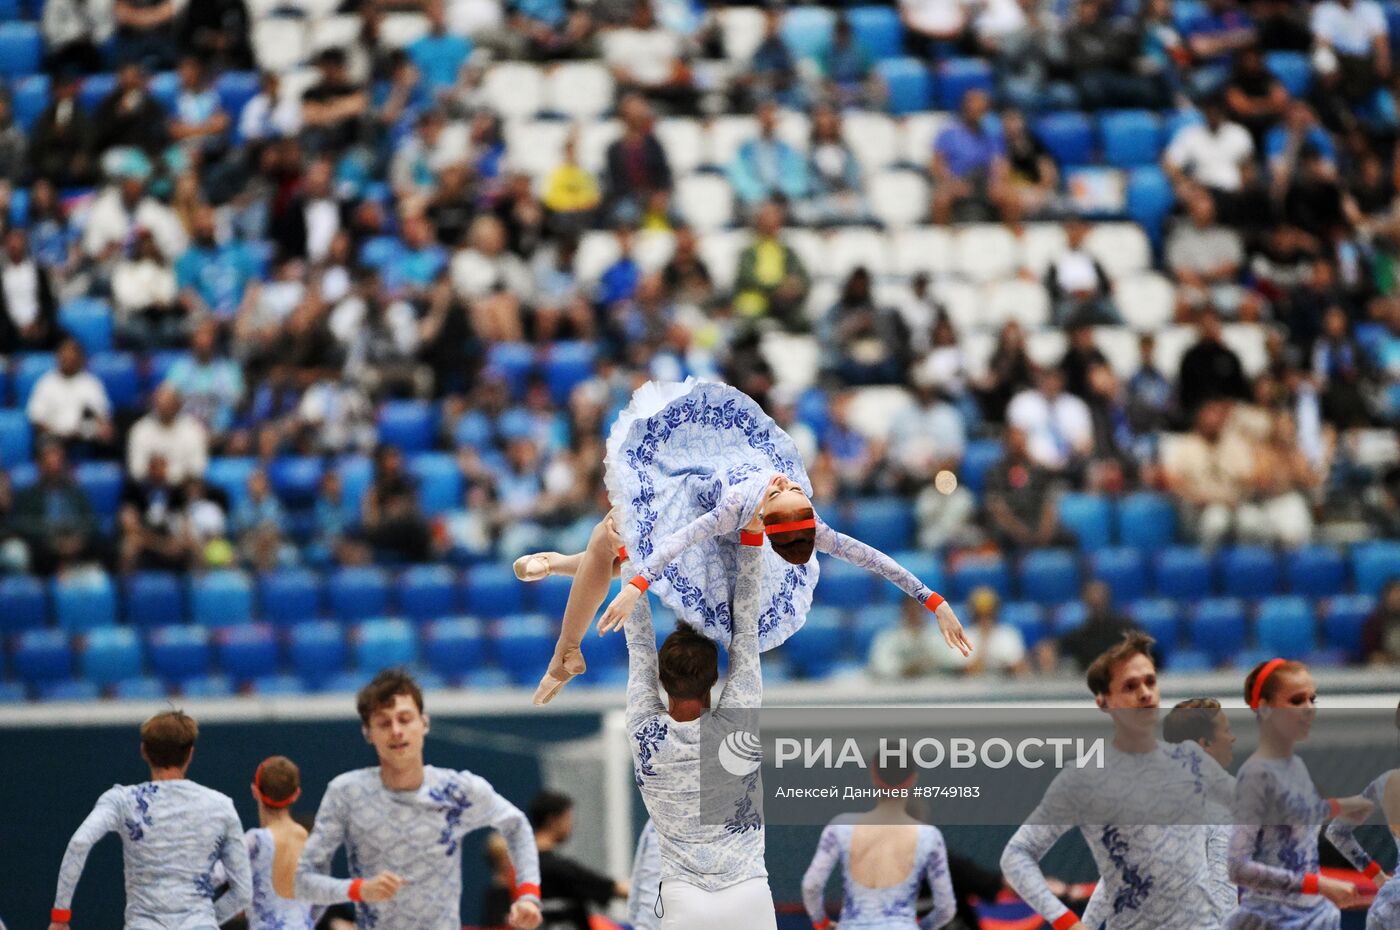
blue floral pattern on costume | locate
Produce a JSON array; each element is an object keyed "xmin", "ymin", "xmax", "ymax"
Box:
[
  {"xmin": 1102, "ymin": 826, "xmax": 1154, "ymax": 913},
  {"xmin": 124, "ymin": 783, "xmax": 160, "ymax": 841},
  {"xmin": 725, "ymin": 772, "xmax": 763, "ymax": 835},
  {"xmin": 801, "ymin": 822, "xmax": 957, "ymax": 930},
  {"xmin": 633, "ymin": 718, "xmax": 669, "ymax": 785},
  {"xmin": 245, "ymin": 827, "xmax": 318, "ymax": 930}
]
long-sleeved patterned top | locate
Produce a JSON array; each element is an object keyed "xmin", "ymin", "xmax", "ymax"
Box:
[
  {"xmin": 1001, "ymin": 742, "xmax": 1223, "ymax": 930},
  {"xmin": 1325, "ymin": 768, "xmax": 1400, "ymax": 929},
  {"xmin": 53, "ymin": 779, "xmax": 252, "ymax": 930},
  {"xmin": 293, "ymin": 765, "xmax": 540, "ymax": 930},
  {"xmin": 801, "ymin": 821, "xmax": 957, "ymax": 930},
  {"xmin": 1227, "ymin": 754, "xmax": 1354, "ymax": 919},
  {"xmin": 627, "ymin": 819, "xmax": 663, "ymax": 930},
  {"xmin": 624, "ymin": 541, "xmax": 767, "ymax": 893},
  {"xmin": 245, "ymin": 828, "xmax": 319, "ymax": 930}
]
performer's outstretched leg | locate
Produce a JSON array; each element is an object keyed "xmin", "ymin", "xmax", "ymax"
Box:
[{"xmin": 532, "ymin": 514, "xmax": 625, "ymax": 705}]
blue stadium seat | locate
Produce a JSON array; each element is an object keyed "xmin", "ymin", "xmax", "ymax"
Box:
[
  {"xmin": 1090, "ymin": 548, "xmax": 1147, "ymax": 603},
  {"xmin": 1117, "ymin": 492, "xmax": 1175, "ymax": 550},
  {"xmin": 1099, "ymin": 110, "xmax": 1163, "ymax": 168},
  {"xmin": 1035, "ymin": 112, "xmax": 1095, "ymax": 166},
  {"xmin": 354, "ymin": 618, "xmax": 417, "ymax": 671},
  {"xmin": 13, "ymin": 627, "xmax": 72, "ymax": 686},
  {"xmin": 378, "ymin": 400, "xmax": 435, "ymax": 453},
  {"xmin": 0, "ymin": 574, "xmax": 47, "ymax": 633},
  {"xmin": 81, "ymin": 627, "xmax": 143, "ymax": 686},
  {"xmin": 114, "ymin": 677, "xmax": 166, "ymax": 699},
  {"xmin": 1167, "ymin": 649, "xmax": 1212, "ymax": 673},
  {"xmin": 1231, "ymin": 647, "xmax": 1276, "ymax": 670},
  {"xmin": 889, "ymin": 550, "xmax": 945, "ymax": 600},
  {"xmin": 850, "ymin": 604, "xmax": 900, "ymax": 656},
  {"xmin": 88, "ymin": 352, "xmax": 140, "ymax": 411},
  {"xmin": 959, "ymin": 439, "xmax": 1003, "ymax": 495},
  {"xmin": 180, "ymin": 675, "xmax": 233, "ymax": 698},
  {"xmin": 73, "ymin": 460, "xmax": 122, "ymax": 520},
  {"xmin": 950, "ymin": 555, "xmax": 1011, "ymax": 601},
  {"xmin": 1000, "ymin": 601, "xmax": 1048, "ymax": 648},
  {"xmin": 53, "ymin": 572, "xmax": 117, "ymax": 632},
  {"xmin": 848, "ymin": 497, "xmax": 914, "ymax": 553},
  {"xmin": 785, "ymin": 607, "xmax": 846, "ymax": 678},
  {"xmin": 59, "ymin": 299, "xmax": 114, "ymax": 355},
  {"xmin": 876, "ymin": 58, "xmax": 932, "ymax": 115},
  {"xmin": 588, "ymin": 609, "xmax": 630, "ymax": 669},
  {"xmin": 464, "ymin": 564, "xmax": 525, "ymax": 616},
  {"xmin": 40, "ymin": 679, "xmax": 101, "ymax": 701},
  {"xmin": 148, "ymin": 71, "xmax": 180, "ymax": 111},
  {"xmin": 216, "ymin": 71, "xmax": 261, "ymax": 124},
  {"xmin": 327, "ymin": 567, "xmax": 391, "ymax": 621},
  {"xmin": 289, "ymin": 621, "xmax": 347, "ymax": 686},
  {"xmin": 337, "ymin": 455, "xmax": 374, "ymax": 505},
  {"xmin": 496, "ymin": 615, "xmax": 557, "ymax": 685},
  {"xmin": 1322, "ymin": 594, "xmax": 1374, "ymax": 660},
  {"xmin": 543, "ymin": 341, "xmax": 598, "ymax": 404},
  {"xmin": 782, "ymin": 6, "xmax": 835, "ymax": 61},
  {"xmin": 424, "ymin": 618, "xmax": 486, "ymax": 679},
  {"xmin": 817, "ymin": 560, "xmax": 877, "ymax": 608},
  {"xmin": 397, "ymin": 565, "xmax": 458, "ymax": 621},
  {"xmin": 1126, "ymin": 166, "xmax": 1175, "ymax": 243},
  {"xmin": 146, "ymin": 350, "xmax": 191, "ymax": 393},
  {"xmin": 15, "ymin": 352, "xmax": 55, "ymax": 404},
  {"xmin": 215, "ymin": 624, "xmax": 279, "ymax": 681},
  {"xmin": 527, "ymin": 574, "xmax": 573, "ymax": 615},
  {"xmin": 1187, "ymin": 598, "xmax": 1247, "ymax": 664},
  {"xmin": 0, "ymin": 681, "xmax": 26, "ymax": 702},
  {"xmin": 1058, "ymin": 493, "xmax": 1113, "ymax": 550},
  {"xmin": 78, "ymin": 73, "xmax": 116, "ymax": 111},
  {"xmin": 846, "ymin": 6, "xmax": 904, "ymax": 60},
  {"xmin": 0, "ymin": 23, "xmax": 42, "ymax": 76},
  {"xmin": 409, "ymin": 452, "xmax": 462, "ymax": 516},
  {"xmin": 1285, "ymin": 546, "xmax": 1347, "ymax": 598},
  {"xmin": 191, "ymin": 570, "xmax": 254, "ymax": 628},
  {"xmin": 250, "ymin": 674, "xmax": 307, "ymax": 696},
  {"xmin": 1266, "ymin": 51, "xmax": 1311, "ymax": 96},
  {"xmin": 1256, "ymin": 596, "xmax": 1314, "ymax": 658},
  {"xmin": 1220, "ymin": 546, "xmax": 1279, "ymax": 599},
  {"xmin": 259, "ymin": 568, "xmax": 323, "ymax": 626},
  {"xmin": 319, "ymin": 670, "xmax": 374, "ymax": 693},
  {"xmin": 1051, "ymin": 601, "xmax": 1086, "ymax": 633},
  {"xmin": 1018, "ymin": 549, "xmax": 1080, "ymax": 605},
  {"xmin": 1128, "ymin": 599, "xmax": 1179, "ymax": 658},
  {"xmin": 487, "ymin": 342, "xmax": 536, "ymax": 398},
  {"xmin": 937, "ymin": 58, "xmax": 994, "ymax": 110},
  {"xmin": 12, "ymin": 74, "xmax": 49, "ymax": 131},
  {"xmin": 1353, "ymin": 541, "xmax": 1400, "ymax": 595},
  {"xmin": 123, "ymin": 572, "xmax": 184, "ymax": 626},
  {"xmin": 1154, "ymin": 546, "xmax": 1213, "ymax": 598},
  {"xmin": 269, "ymin": 456, "xmax": 324, "ymax": 508},
  {"xmin": 0, "ymin": 409, "xmax": 30, "ymax": 468},
  {"xmin": 148, "ymin": 626, "xmax": 212, "ymax": 682}
]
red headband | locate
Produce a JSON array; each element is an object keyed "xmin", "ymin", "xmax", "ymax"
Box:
[
  {"xmin": 765, "ymin": 518, "xmax": 816, "ymax": 535},
  {"xmin": 253, "ymin": 759, "xmax": 301, "ymax": 809},
  {"xmin": 1249, "ymin": 658, "xmax": 1288, "ymax": 710}
]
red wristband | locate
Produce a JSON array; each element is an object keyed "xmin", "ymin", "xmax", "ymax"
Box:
[
  {"xmin": 1051, "ymin": 911, "xmax": 1079, "ymax": 930},
  {"xmin": 813, "ymin": 919, "xmax": 832, "ymax": 930},
  {"xmin": 1327, "ymin": 798, "xmax": 1342, "ymax": 818},
  {"xmin": 617, "ymin": 545, "xmax": 628, "ymax": 561},
  {"xmin": 348, "ymin": 878, "xmax": 364, "ymax": 902},
  {"xmin": 1365, "ymin": 861, "xmax": 1383, "ymax": 879},
  {"xmin": 1301, "ymin": 873, "xmax": 1320, "ymax": 895},
  {"xmin": 51, "ymin": 909, "xmax": 72, "ymax": 923},
  {"xmin": 924, "ymin": 591, "xmax": 945, "ymax": 611},
  {"xmin": 629, "ymin": 575, "xmax": 649, "ymax": 593},
  {"xmin": 515, "ymin": 882, "xmax": 541, "ymax": 900},
  {"xmin": 740, "ymin": 530, "xmax": 765, "ymax": 547}
]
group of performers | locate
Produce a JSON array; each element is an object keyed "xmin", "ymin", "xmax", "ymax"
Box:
[{"xmin": 44, "ymin": 380, "xmax": 1400, "ymax": 930}]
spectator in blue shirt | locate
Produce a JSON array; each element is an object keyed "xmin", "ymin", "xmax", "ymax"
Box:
[
  {"xmin": 164, "ymin": 319, "xmax": 246, "ymax": 439},
  {"xmin": 509, "ymin": 0, "xmax": 593, "ymax": 60},
  {"xmin": 169, "ymin": 55, "xmax": 230, "ymax": 157},
  {"xmin": 930, "ymin": 89, "xmax": 1013, "ymax": 224},
  {"xmin": 233, "ymin": 467, "xmax": 290, "ymax": 570},
  {"xmin": 1184, "ymin": 0, "xmax": 1257, "ymax": 94},
  {"xmin": 596, "ymin": 226, "xmax": 641, "ymax": 306},
  {"xmin": 728, "ymin": 100, "xmax": 811, "ymax": 216},
  {"xmin": 381, "ymin": 212, "xmax": 447, "ymax": 298},
  {"xmin": 177, "ymin": 205, "xmax": 258, "ymax": 320},
  {"xmin": 740, "ymin": 8, "xmax": 804, "ymax": 109},
  {"xmin": 409, "ymin": 0, "xmax": 472, "ymax": 93},
  {"xmin": 823, "ymin": 16, "xmax": 875, "ymax": 108}
]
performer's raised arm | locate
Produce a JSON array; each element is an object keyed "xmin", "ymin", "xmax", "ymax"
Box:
[
  {"xmin": 717, "ymin": 531, "xmax": 765, "ymax": 711},
  {"xmin": 622, "ymin": 555, "xmax": 666, "ymax": 734},
  {"xmin": 1323, "ymin": 772, "xmax": 1391, "ymax": 882}
]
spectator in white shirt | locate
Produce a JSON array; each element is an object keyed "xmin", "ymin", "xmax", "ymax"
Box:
[
  {"xmin": 238, "ymin": 71, "xmax": 303, "ymax": 143},
  {"xmin": 1311, "ymin": 0, "xmax": 1393, "ymax": 130},
  {"xmin": 901, "ymin": 0, "xmax": 969, "ymax": 55},
  {"xmin": 868, "ymin": 598, "xmax": 962, "ymax": 680},
  {"xmin": 1044, "ymin": 216, "xmax": 1120, "ymax": 326},
  {"xmin": 1166, "ymin": 190, "xmax": 1257, "ymax": 318},
  {"xmin": 1163, "ymin": 97, "xmax": 1255, "ymax": 195},
  {"xmin": 128, "ymin": 385, "xmax": 209, "ymax": 484},
  {"xmin": 451, "ymin": 215, "xmax": 531, "ymax": 342},
  {"xmin": 934, "ymin": 587, "xmax": 1030, "ymax": 676},
  {"xmin": 26, "ymin": 337, "xmax": 115, "ymax": 452},
  {"xmin": 82, "ymin": 173, "xmax": 188, "ymax": 266},
  {"xmin": 112, "ymin": 228, "xmax": 185, "ymax": 349},
  {"xmin": 0, "ymin": 228, "xmax": 61, "ymax": 354},
  {"xmin": 601, "ymin": 3, "xmax": 697, "ymax": 115},
  {"xmin": 1006, "ymin": 368, "xmax": 1093, "ymax": 472}
]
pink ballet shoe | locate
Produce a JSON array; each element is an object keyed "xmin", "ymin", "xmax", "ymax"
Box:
[
  {"xmin": 531, "ymin": 648, "xmax": 586, "ymax": 706},
  {"xmin": 513, "ymin": 553, "xmax": 554, "ymax": 583}
]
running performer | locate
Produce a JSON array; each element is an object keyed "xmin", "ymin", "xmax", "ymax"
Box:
[
  {"xmin": 622, "ymin": 520, "xmax": 776, "ymax": 930},
  {"xmin": 293, "ymin": 669, "xmax": 543, "ymax": 930},
  {"xmin": 48, "ymin": 710, "xmax": 252, "ymax": 930},
  {"xmin": 1001, "ymin": 633, "xmax": 1228, "ymax": 930},
  {"xmin": 517, "ymin": 378, "xmax": 968, "ymax": 703},
  {"xmin": 1227, "ymin": 658, "xmax": 1372, "ymax": 930},
  {"xmin": 801, "ymin": 760, "xmax": 957, "ymax": 930},
  {"xmin": 245, "ymin": 755, "xmax": 319, "ymax": 930},
  {"xmin": 1323, "ymin": 700, "xmax": 1399, "ymax": 930}
]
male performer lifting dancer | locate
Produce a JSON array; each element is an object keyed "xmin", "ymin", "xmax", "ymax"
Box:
[
  {"xmin": 48, "ymin": 710, "xmax": 252, "ymax": 930},
  {"xmin": 294, "ymin": 669, "xmax": 543, "ymax": 930}
]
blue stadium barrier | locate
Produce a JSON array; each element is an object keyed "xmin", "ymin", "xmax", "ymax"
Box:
[
  {"xmin": 81, "ymin": 627, "xmax": 143, "ymax": 686},
  {"xmin": 1018, "ymin": 549, "xmax": 1080, "ymax": 605},
  {"xmin": 147, "ymin": 625, "xmax": 213, "ymax": 683},
  {"xmin": 1188, "ymin": 598, "xmax": 1247, "ymax": 664},
  {"xmin": 1058, "ymin": 492, "xmax": 1112, "ymax": 550},
  {"xmin": 1090, "ymin": 548, "xmax": 1148, "ymax": 603},
  {"xmin": 397, "ymin": 564, "xmax": 459, "ymax": 621},
  {"xmin": 289, "ymin": 621, "xmax": 348, "ymax": 686},
  {"xmin": 327, "ymin": 567, "xmax": 391, "ymax": 621},
  {"xmin": 123, "ymin": 571, "xmax": 184, "ymax": 626},
  {"xmin": 1255, "ymin": 595, "xmax": 1314, "ymax": 658},
  {"xmin": 424, "ymin": 618, "xmax": 486, "ymax": 679},
  {"xmin": 0, "ymin": 575, "xmax": 47, "ymax": 634},
  {"xmin": 846, "ymin": 6, "xmax": 904, "ymax": 60},
  {"xmin": 1285, "ymin": 545, "xmax": 1347, "ymax": 599},
  {"xmin": 876, "ymin": 58, "xmax": 932, "ymax": 115},
  {"xmin": 1154, "ymin": 546, "xmax": 1213, "ymax": 598},
  {"xmin": 215, "ymin": 624, "xmax": 280, "ymax": 682},
  {"xmin": 190, "ymin": 570, "xmax": 254, "ymax": 628},
  {"xmin": 354, "ymin": 618, "xmax": 418, "ymax": 671},
  {"xmin": 1220, "ymin": 546, "xmax": 1279, "ymax": 599},
  {"xmin": 259, "ymin": 568, "xmax": 324, "ymax": 626},
  {"xmin": 53, "ymin": 572, "xmax": 117, "ymax": 633}
]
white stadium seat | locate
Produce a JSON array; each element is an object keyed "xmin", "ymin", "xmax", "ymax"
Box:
[
  {"xmin": 1018, "ymin": 223, "xmax": 1068, "ymax": 277},
  {"xmin": 575, "ymin": 119, "xmax": 621, "ymax": 173},
  {"xmin": 899, "ymin": 113, "xmax": 949, "ymax": 166},
  {"xmin": 869, "ymin": 170, "xmax": 929, "ymax": 228},
  {"xmin": 784, "ymin": 228, "xmax": 828, "ymax": 277},
  {"xmin": 546, "ymin": 62, "xmax": 615, "ymax": 121},
  {"xmin": 985, "ymin": 278, "xmax": 1051, "ymax": 329},
  {"xmin": 253, "ymin": 18, "xmax": 308, "ymax": 73},
  {"xmin": 635, "ymin": 230, "xmax": 677, "ymax": 272},
  {"xmin": 697, "ymin": 230, "xmax": 748, "ymax": 290},
  {"xmin": 955, "ymin": 224, "xmax": 1018, "ymax": 283},
  {"xmin": 676, "ymin": 174, "xmax": 736, "ymax": 232},
  {"xmin": 484, "ymin": 64, "xmax": 546, "ymax": 121},
  {"xmin": 1085, "ymin": 222, "xmax": 1151, "ymax": 280},
  {"xmin": 309, "ymin": 15, "xmax": 361, "ymax": 54},
  {"xmin": 505, "ymin": 120, "xmax": 570, "ymax": 179},
  {"xmin": 804, "ymin": 279, "xmax": 841, "ymax": 323},
  {"xmin": 1026, "ymin": 328, "xmax": 1068, "ymax": 368},
  {"xmin": 842, "ymin": 111, "xmax": 900, "ymax": 173},
  {"xmin": 575, "ymin": 231, "xmax": 622, "ymax": 284},
  {"xmin": 655, "ymin": 118, "xmax": 705, "ymax": 177},
  {"xmin": 379, "ymin": 13, "xmax": 431, "ymax": 49},
  {"xmin": 706, "ymin": 115, "xmax": 759, "ymax": 168},
  {"xmin": 1152, "ymin": 324, "xmax": 1198, "ymax": 380},
  {"xmin": 760, "ymin": 332, "xmax": 821, "ymax": 391},
  {"xmin": 717, "ymin": 7, "xmax": 768, "ymax": 63},
  {"xmin": 1114, "ymin": 272, "xmax": 1175, "ymax": 332},
  {"xmin": 825, "ymin": 227, "xmax": 891, "ymax": 279},
  {"xmin": 777, "ymin": 110, "xmax": 811, "ymax": 152},
  {"xmin": 1093, "ymin": 326, "xmax": 1142, "ymax": 379},
  {"xmin": 847, "ymin": 386, "xmax": 915, "ymax": 441},
  {"xmin": 1223, "ymin": 323, "xmax": 1268, "ymax": 378},
  {"xmin": 891, "ymin": 226, "xmax": 955, "ymax": 278},
  {"xmin": 933, "ymin": 279, "xmax": 981, "ymax": 333},
  {"xmin": 960, "ymin": 330, "xmax": 998, "ymax": 378}
]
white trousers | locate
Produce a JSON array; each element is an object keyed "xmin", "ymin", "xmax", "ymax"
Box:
[{"xmin": 659, "ymin": 876, "xmax": 778, "ymax": 930}]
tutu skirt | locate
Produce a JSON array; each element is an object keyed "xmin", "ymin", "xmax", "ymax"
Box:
[{"xmin": 604, "ymin": 379, "xmax": 817, "ymax": 650}]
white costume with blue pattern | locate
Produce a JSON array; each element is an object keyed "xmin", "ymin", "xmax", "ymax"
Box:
[
  {"xmin": 628, "ymin": 819, "xmax": 663, "ymax": 930},
  {"xmin": 1227, "ymin": 755, "xmax": 1350, "ymax": 930},
  {"xmin": 1001, "ymin": 742, "xmax": 1224, "ymax": 930},
  {"xmin": 801, "ymin": 821, "xmax": 957, "ymax": 930},
  {"xmin": 54, "ymin": 779, "xmax": 252, "ymax": 930},
  {"xmin": 245, "ymin": 828, "xmax": 319, "ymax": 930},
  {"xmin": 1325, "ymin": 769, "xmax": 1399, "ymax": 930},
  {"xmin": 294, "ymin": 766, "xmax": 540, "ymax": 930},
  {"xmin": 606, "ymin": 380, "xmax": 936, "ymax": 650}
]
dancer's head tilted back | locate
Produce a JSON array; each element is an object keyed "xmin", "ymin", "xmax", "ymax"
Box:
[
  {"xmin": 762, "ymin": 474, "xmax": 816, "ymax": 565},
  {"xmin": 140, "ymin": 709, "xmax": 199, "ymax": 774},
  {"xmin": 252, "ymin": 755, "xmax": 301, "ymax": 814},
  {"xmin": 357, "ymin": 668, "xmax": 429, "ymax": 766},
  {"xmin": 1163, "ymin": 698, "xmax": 1236, "ymax": 768},
  {"xmin": 658, "ymin": 621, "xmax": 719, "ymax": 711}
]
